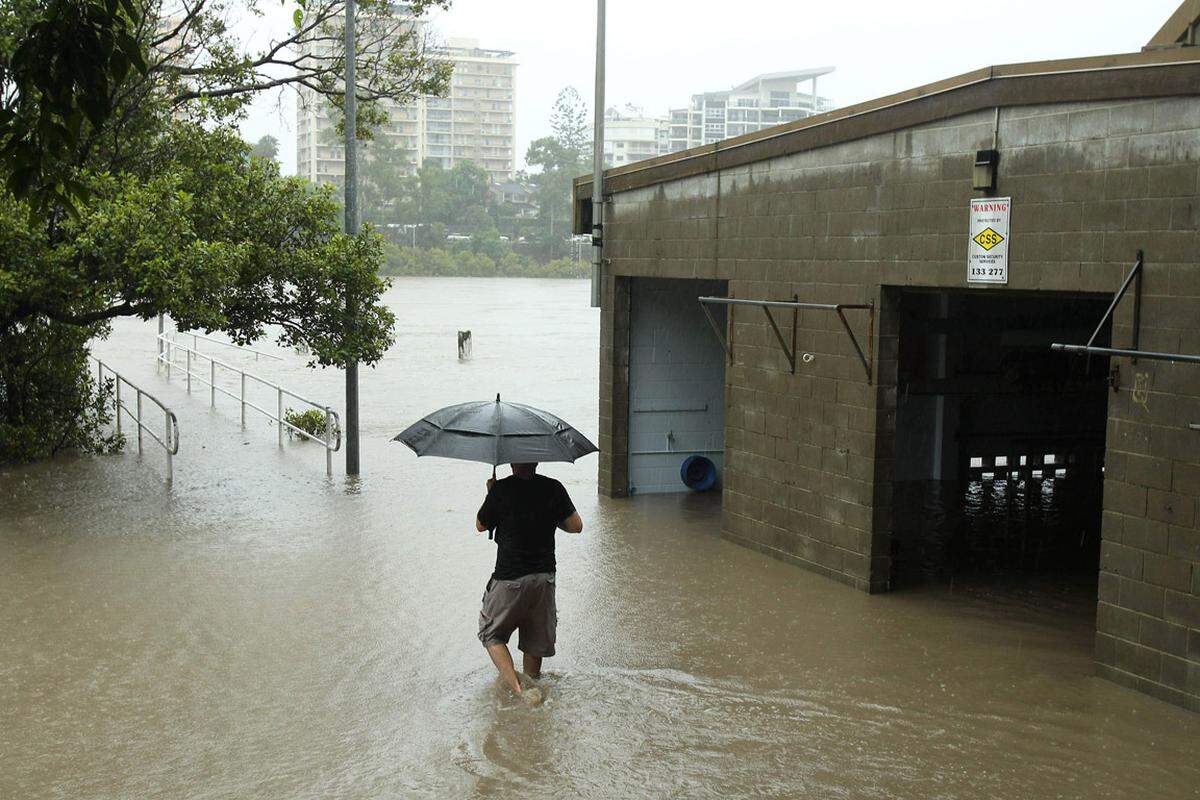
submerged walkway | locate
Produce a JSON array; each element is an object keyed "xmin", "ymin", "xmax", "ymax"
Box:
[{"xmin": 3, "ymin": 281, "xmax": 1199, "ymax": 799}]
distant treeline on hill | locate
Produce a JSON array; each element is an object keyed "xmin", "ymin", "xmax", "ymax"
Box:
[{"xmin": 381, "ymin": 245, "xmax": 588, "ymax": 279}]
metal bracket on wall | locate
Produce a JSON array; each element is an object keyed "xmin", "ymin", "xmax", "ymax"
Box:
[
  {"xmin": 1053, "ymin": 251, "xmax": 1200, "ymax": 367},
  {"xmin": 698, "ymin": 296, "xmax": 876, "ymax": 383},
  {"xmin": 1052, "ymin": 250, "xmax": 1200, "ymax": 430},
  {"xmin": 1051, "ymin": 251, "xmax": 1146, "ymax": 362}
]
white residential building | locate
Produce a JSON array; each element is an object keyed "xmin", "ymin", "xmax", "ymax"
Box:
[
  {"xmin": 603, "ymin": 105, "xmax": 669, "ymax": 168},
  {"xmin": 667, "ymin": 67, "xmax": 834, "ymax": 152},
  {"xmin": 296, "ymin": 34, "xmax": 517, "ymax": 188}
]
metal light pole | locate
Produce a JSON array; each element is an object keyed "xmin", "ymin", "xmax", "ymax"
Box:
[
  {"xmin": 344, "ymin": 0, "xmax": 361, "ymax": 475},
  {"xmin": 589, "ymin": 0, "xmax": 605, "ymax": 308}
]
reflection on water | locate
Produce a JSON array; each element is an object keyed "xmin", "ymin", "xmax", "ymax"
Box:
[
  {"xmin": 892, "ymin": 474, "xmax": 1103, "ymax": 588},
  {"xmin": 2, "ymin": 279, "xmax": 1198, "ymax": 799}
]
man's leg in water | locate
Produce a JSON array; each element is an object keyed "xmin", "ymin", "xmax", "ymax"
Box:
[
  {"xmin": 486, "ymin": 643, "xmax": 523, "ymax": 694},
  {"xmin": 523, "ymin": 653, "xmax": 542, "ymax": 679}
]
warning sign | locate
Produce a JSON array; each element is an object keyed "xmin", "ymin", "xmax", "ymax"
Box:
[
  {"xmin": 968, "ymin": 197, "xmax": 1011, "ymax": 284},
  {"xmin": 973, "ymin": 227, "xmax": 1004, "ymax": 251}
]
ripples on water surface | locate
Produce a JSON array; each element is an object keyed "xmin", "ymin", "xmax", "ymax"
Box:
[{"xmin": 1, "ymin": 279, "xmax": 1198, "ymax": 799}]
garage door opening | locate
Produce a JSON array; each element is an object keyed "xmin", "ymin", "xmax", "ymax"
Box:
[
  {"xmin": 890, "ymin": 289, "xmax": 1112, "ymax": 591},
  {"xmin": 628, "ymin": 278, "xmax": 728, "ymax": 495}
]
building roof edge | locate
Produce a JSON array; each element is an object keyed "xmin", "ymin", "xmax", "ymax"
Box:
[
  {"xmin": 574, "ymin": 49, "xmax": 1200, "ymax": 196},
  {"xmin": 1146, "ymin": 0, "xmax": 1200, "ymax": 46},
  {"xmin": 731, "ymin": 66, "xmax": 837, "ymax": 92}
]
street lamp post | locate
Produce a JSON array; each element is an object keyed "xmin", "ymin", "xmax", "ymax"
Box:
[
  {"xmin": 589, "ymin": 0, "xmax": 606, "ymax": 308},
  {"xmin": 344, "ymin": 0, "xmax": 361, "ymax": 475}
]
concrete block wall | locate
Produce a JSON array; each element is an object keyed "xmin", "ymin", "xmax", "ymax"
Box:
[
  {"xmin": 996, "ymin": 98, "xmax": 1200, "ymax": 711},
  {"xmin": 627, "ymin": 278, "xmax": 727, "ymax": 494},
  {"xmin": 597, "ymin": 274, "xmax": 631, "ymax": 497},
  {"xmin": 1093, "ymin": 109, "xmax": 1200, "ymax": 708},
  {"xmin": 597, "ymin": 90, "xmax": 1200, "ymax": 709}
]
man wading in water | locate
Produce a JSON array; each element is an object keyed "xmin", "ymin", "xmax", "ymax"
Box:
[{"xmin": 475, "ymin": 462, "xmax": 583, "ymax": 705}]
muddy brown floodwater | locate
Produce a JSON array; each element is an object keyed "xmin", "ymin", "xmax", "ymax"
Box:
[{"xmin": 2, "ymin": 278, "xmax": 1198, "ymax": 799}]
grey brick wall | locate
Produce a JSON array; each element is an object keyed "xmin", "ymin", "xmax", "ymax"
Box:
[{"xmin": 597, "ymin": 95, "xmax": 1200, "ymax": 710}]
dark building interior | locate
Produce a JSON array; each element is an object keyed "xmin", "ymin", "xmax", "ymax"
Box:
[{"xmin": 891, "ymin": 289, "xmax": 1113, "ymax": 589}]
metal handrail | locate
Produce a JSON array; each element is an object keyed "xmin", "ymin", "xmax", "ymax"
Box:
[
  {"xmin": 1051, "ymin": 343, "xmax": 1200, "ymax": 365},
  {"xmin": 698, "ymin": 295, "xmax": 876, "ymax": 383},
  {"xmin": 156, "ymin": 333, "xmax": 341, "ymax": 475},
  {"xmin": 94, "ymin": 357, "xmax": 179, "ymax": 483},
  {"xmin": 166, "ymin": 329, "xmax": 283, "ymax": 361}
]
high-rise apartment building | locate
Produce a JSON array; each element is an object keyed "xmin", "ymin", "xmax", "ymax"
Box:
[
  {"xmin": 667, "ymin": 67, "xmax": 834, "ymax": 152},
  {"xmin": 603, "ymin": 106, "xmax": 669, "ymax": 168},
  {"xmin": 296, "ymin": 34, "xmax": 516, "ymax": 188}
]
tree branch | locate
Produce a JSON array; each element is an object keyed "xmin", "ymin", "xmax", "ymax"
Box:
[
  {"xmin": 38, "ymin": 302, "xmax": 158, "ymax": 327},
  {"xmin": 172, "ymin": 72, "xmax": 325, "ymax": 103},
  {"xmin": 149, "ymin": 0, "xmax": 207, "ymax": 49}
]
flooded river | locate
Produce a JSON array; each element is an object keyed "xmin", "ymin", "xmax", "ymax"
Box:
[{"xmin": 2, "ymin": 278, "xmax": 1198, "ymax": 798}]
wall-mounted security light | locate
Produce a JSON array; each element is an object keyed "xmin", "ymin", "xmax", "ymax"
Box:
[{"xmin": 973, "ymin": 149, "xmax": 1000, "ymax": 193}]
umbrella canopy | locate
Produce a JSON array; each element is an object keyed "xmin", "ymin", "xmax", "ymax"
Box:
[{"xmin": 394, "ymin": 395, "xmax": 598, "ymax": 467}]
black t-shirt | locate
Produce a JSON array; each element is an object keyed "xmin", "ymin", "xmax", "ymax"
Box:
[{"xmin": 477, "ymin": 474, "xmax": 576, "ymax": 580}]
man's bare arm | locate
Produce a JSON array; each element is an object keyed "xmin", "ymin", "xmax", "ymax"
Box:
[
  {"xmin": 558, "ymin": 512, "xmax": 583, "ymax": 534},
  {"xmin": 475, "ymin": 477, "xmax": 496, "ymax": 533}
]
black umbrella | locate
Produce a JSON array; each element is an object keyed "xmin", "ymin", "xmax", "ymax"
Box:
[{"xmin": 394, "ymin": 394, "xmax": 598, "ymax": 468}]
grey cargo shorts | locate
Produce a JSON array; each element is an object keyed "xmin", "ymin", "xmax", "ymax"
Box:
[{"xmin": 477, "ymin": 572, "xmax": 557, "ymax": 657}]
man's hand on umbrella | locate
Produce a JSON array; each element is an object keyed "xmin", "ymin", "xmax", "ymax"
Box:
[{"xmin": 486, "ymin": 477, "xmax": 496, "ymax": 491}]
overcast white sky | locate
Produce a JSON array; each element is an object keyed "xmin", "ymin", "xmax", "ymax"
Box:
[{"xmin": 239, "ymin": 0, "xmax": 1183, "ymax": 176}]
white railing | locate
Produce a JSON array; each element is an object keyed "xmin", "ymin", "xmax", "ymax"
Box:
[
  {"xmin": 94, "ymin": 358, "xmax": 179, "ymax": 483},
  {"xmin": 164, "ymin": 329, "xmax": 282, "ymax": 361},
  {"xmin": 156, "ymin": 333, "xmax": 340, "ymax": 475}
]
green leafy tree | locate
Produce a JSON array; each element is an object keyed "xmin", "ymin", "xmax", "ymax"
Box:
[
  {"xmin": 380, "ymin": 244, "xmax": 587, "ymax": 279},
  {"xmin": 0, "ymin": 0, "xmax": 148, "ymax": 213},
  {"xmin": 525, "ymin": 86, "xmax": 590, "ymax": 261},
  {"xmin": 389, "ymin": 159, "xmax": 498, "ymax": 241},
  {"xmin": 548, "ymin": 86, "xmax": 589, "ymax": 154},
  {"xmin": 0, "ymin": 318, "xmax": 122, "ymax": 459},
  {"xmin": 359, "ymin": 132, "xmax": 417, "ymax": 228},
  {"xmin": 0, "ymin": 124, "xmax": 395, "ymax": 461},
  {"xmin": 249, "ymin": 134, "xmax": 279, "ymax": 162},
  {"xmin": 0, "ymin": 0, "xmax": 455, "ymax": 462},
  {"xmin": 1, "ymin": 0, "xmax": 451, "ymax": 209}
]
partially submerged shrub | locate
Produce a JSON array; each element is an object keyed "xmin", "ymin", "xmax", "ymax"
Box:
[
  {"xmin": 283, "ymin": 407, "xmax": 334, "ymax": 441},
  {"xmin": 1, "ymin": 321, "xmax": 123, "ymax": 463}
]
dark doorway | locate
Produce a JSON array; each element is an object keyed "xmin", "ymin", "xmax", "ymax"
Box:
[{"xmin": 890, "ymin": 289, "xmax": 1112, "ymax": 590}]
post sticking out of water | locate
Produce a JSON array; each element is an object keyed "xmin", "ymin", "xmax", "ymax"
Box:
[
  {"xmin": 165, "ymin": 415, "xmax": 173, "ymax": 484},
  {"xmin": 589, "ymin": 0, "xmax": 605, "ymax": 309},
  {"xmin": 458, "ymin": 330, "xmax": 472, "ymax": 361}
]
